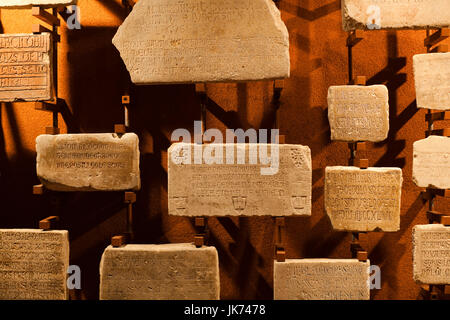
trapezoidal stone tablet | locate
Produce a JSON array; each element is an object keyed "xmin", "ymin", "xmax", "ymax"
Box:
[
  {"xmin": 0, "ymin": 229, "xmax": 69, "ymax": 300},
  {"xmin": 168, "ymin": 143, "xmax": 311, "ymax": 217},
  {"xmin": 99, "ymin": 243, "xmax": 220, "ymax": 300},
  {"xmin": 112, "ymin": 0, "xmax": 290, "ymax": 84},
  {"xmin": 36, "ymin": 133, "xmax": 140, "ymax": 191},
  {"xmin": 0, "ymin": 0, "xmax": 76, "ymax": 7},
  {"xmin": 325, "ymin": 166, "xmax": 403, "ymax": 232}
]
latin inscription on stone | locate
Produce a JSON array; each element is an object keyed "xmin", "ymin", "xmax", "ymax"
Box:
[
  {"xmin": 274, "ymin": 259, "xmax": 370, "ymax": 300},
  {"xmin": 0, "ymin": 0, "xmax": 76, "ymax": 8},
  {"xmin": 325, "ymin": 166, "xmax": 402, "ymax": 232},
  {"xmin": 36, "ymin": 133, "xmax": 140, "ymax": 191},
  {"xmin": 100, "ymin": 243, "xmax": 220, "ymax": 300},
  {"xmin": 0, "ymin": 229, "xmax": 69, "ymax": 300},
  {"xmin": 328, "ymin": 85, "xmax": 389, "ymax": 142}
]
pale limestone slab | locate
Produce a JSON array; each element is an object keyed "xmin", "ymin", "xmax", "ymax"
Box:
[
  {"xmin": 328, "ymin": 85, "xmax": 389, "ymax": 142},
  {"xmin": 112, "ymin": 0, "xmax": 290, "ymax": 84},
  {"xmin": 413, "ymin": 136, "xmax": 450, "ymax": 189},
  {"xmin": 0, "ymin": 0, "xmax": 76, "ymax": 8},
  {"xmin": 0, "ymin": 229, "xmax": 69, "ymax": 300},
  {"xmin": 0, "ymin": 33, "xmax": 53, "ymax": 102},
  {"xmin": 325, "ymin": 166, "xmax": 402, "ymax": 232},
  {"xmin": 36, "ymin": 133, "xmax": 140, "ymax": 191},
  {"xmin": 342, "ymin": 0, "xmax": 450, "ymax": 31},
  {"xmin": 274, "ymin": 259, "xmax": 370, "ymax": 300},
  {"xmin": 100, "ymin": 243, "xmax": 220, "ymax": 300},
  {"xmin": 168, "ymin": 143, "xmax": 311, "ymax": 217},
  {"xmin": 413, "ymin": 224, "xmax": 450, "ymax": 285},
  {"xmin": 413, "ymin": 53, "xmax": 450, "ymax": 111}
]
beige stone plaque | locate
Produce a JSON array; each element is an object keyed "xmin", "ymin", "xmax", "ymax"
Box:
[
  {"xmin": 112, "ymin": 0, "xmax": 290, "ymax": 84},
  {"xmin": 168, "ymin": 143, "xmax": 311, "ymax": 216},
  {"xmin": 342, "ymin": 0, "xmax": 450, "ymax": 31},
  {"xmin": 0, "ymin": 229, "xmax": 69, "ymax": 300},
  {"xmin": 328, "ymin": 85, "xmax": 389, "ymax": 142},
  {"xmin": 100, "ymin": 243, "xmax": 220, "ymax": 300},
  {"xmin": 36, "ymin": 133, "xmax": 140, "ymax": 191},
  {"xmin": 0, "ymin": 0, "xmax": 76, "ymax": 8},
  {"xmin": 413, "ymin": 224, "xmax": 450, "ymax": 285},
  {"xmin": 413, "ymin": 53, "xmax": 450, "ymax": 111},
  {"xmin": 0, "ymin": 33, "xmax": 53, "ymax": 102},
  {"xmin": 274, "ymin": 259, "xmax": 370, "ymax": 300},
  {"xmin": 325, "ymin": 166, "xmax": 402, "ymax": 232},
  {"xmin": 413, "ymin": 136, "xmax": 450, "ymax": 189}
]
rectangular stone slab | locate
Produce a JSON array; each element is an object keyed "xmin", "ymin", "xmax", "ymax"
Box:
[
  {"xmin": 100, "ymin": 243, "xmax": 220, "ymax": 300},
  {"xmin": 325, "ymin": 166, "xmax": 402, "ymax": 232},
  {"xmin": 328, "ymin": 85, "xmax": 389, "ymax": 142},
  {"xmin": 342, "ymin": 0, "xmax": 450, "ymax": 31},
  {"xmin": 168, "ymin": 143, "xmax": 311, "ymax": 216},
  {"xmin": 0, "ymin": 0, "xmax": 76, "ymax": 8},
  {"xmin": 413, "ymin": 224, "xmax": 450, "ymax": 285},
  {"xmin": 0, "ymin": 229, "xmax": 69, "ymax": 300},
  {"xmin": 274, "ymin": 259, "xmax": 370, "ymax": 300},
  {"xmin": 413, "ymin": 53, "xmax": 450, "ymax": 111},
  {"xmin": 0, "ymin": 33, "xmax": 53, "ymax": 102},
  {"xmin": 36, "ymin": 133, "xmax": 140, "ymax": 191},
  {"xmin": 413, "ymin": 136, "xmax": 450, "ymax": 189}
]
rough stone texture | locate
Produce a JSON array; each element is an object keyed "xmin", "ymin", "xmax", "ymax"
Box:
[
  {"xmin": 413, "ymin": 53, "xmax": 450, "ymax": 111},
  {"xmin": 342, "ymin": 0, "xmax": 450, "ymax": 31},
  {"xmin": 0, "ymin": 33, "xmax": 53, "ymax": 102},
  {"xmin": 36, "ymin": 133, "xmax": 140, "ymax": 191},
  {"xmin": 325, "ymin": 166, "xmax": 402, "ymax": 232},
  {"xmin": 413, "ymin": 136, "xmax": 450, "ymax": 189},
  {"xmin": 0, "ymin": 229, "xmax": 69, "ymax": 300},
  {"xmin": 413, "ymin": 224, "xmax": 450, "ymax": 285},
  {"xmin": 274, "ymin": 259, "xmax": 370, "ymax": 300},
  {"xmin": 328, "ymin": 85, "xmax": 389, "ymax": 142},
  {"xmin": 112, "ymin": 0, "xmax": 290, "ymax": 84},
  {"xmin": 100, "ymin": 243, "xmax": 220, "ymax": 300},
  {"xmin": 0, "ymin": 0, "xmax": 76, "ymax": 8},
  {"xmin": 168, "ymin": 143, "xmax": 311, "ymax": 216}
]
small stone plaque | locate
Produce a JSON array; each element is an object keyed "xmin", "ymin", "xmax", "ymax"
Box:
[{"xmin": 0, "ymin": 0, "xmax": 76, "ymax": 8}]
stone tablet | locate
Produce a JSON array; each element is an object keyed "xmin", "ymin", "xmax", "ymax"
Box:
[
  {"xmin": 100, "ymin": 243, "xmax": 220, "ymax": 300},
  {"xmin": 36, "ymin": 133, "xmax": 140, "ymax": 191},
  {"xmin": 274, "ymin": 259, "xmax": 370, "ymax": 300},
  {"xmin": 325, "ymin": 166, "xmax": 402, "ymax": 232},
  {"xmin": 413, "ymin": 53, "xmax": 450, "ymax": 111},
  {"xmin": 0, "ymin": 0, "xmax": 76, "ymax": 8},
  {"xmin": 328, "ymin": 85, "xmax": 389, "ymax": 142},
  {"xmin": 413, "ymin": 224, "xmax": 450, "ymax": 285},
  {"xmin": 0, "ymin": 229, "xmax": 69, "ymax": 300},
  {"xmin": 168, "ymin": 143, "xmax": 311, "ymax": 216},
  {"xmin": 112, "ymin": 0, "xmax": 290, "ymax": 84},
  {"xmin": 413, "ymin": 136, "xmax": 450, "ymax": 189},
  {"xmin": 342, "ymin": 0, "xmax": 450, "ymax": 31},
  {"xmin": 0, "ymin": 33, "xmax": 53, "ymax": 102}
]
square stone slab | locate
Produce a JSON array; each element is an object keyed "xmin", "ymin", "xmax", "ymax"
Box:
[
  {"xmin": 0, "ymin": 0, "xmax": 76, "ymax": 8},
  {"xmin": 100, "ymin": 243, "xmax": 220, "ymax": 300}
]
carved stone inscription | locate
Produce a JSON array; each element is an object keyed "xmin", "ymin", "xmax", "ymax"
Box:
[
  {"xmin": 0, "ymin": 0, "xmax": 76, "ymax": 7},
  {"xmin": 413, "ymin": 224, "xmax": 450, "ymax": 285},
  {"xmin": 100, "ymin": 243, "xmax": 220, "ymax": 300},
  {"xmin": 112, "ymin": 0, "xmax": 290, "ymax": 84},
  {"xmin": 168, "ymin": 143, "xmax": 312, "ymax": 216},
  {"xmin": 0, "ymin": 33, "xmax": 53, "ymax": 102},
  {"xmin": 328, "ymin": 85, "xmax": 389, "ymax": 142},
  {"xmin": 36, "ymin": 133, "xmax": 140, "ymax": 191},
  {"xmin": 0, "ymin": 229, "xmax": 69, "ymax": 300},
  {"xmin": 325, "ymin": 166, "xmax": 402, "ymax": 232},
  {"xmin": 274, "ymin": 259, "xmax": 370, "ymax": 300}
]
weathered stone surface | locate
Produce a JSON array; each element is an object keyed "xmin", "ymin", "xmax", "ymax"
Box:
[
  {"xmin": 413, "ymin": 136, "xmax": 450, "ymax": 189},
  {"xmin": 168, "ymin": 143, "xmax": 311, "ymax": 216},
  {"xmin": 112, "ymin": 0, "xmax": 290, "ymax": 84},
  {"xmin": 325, "ymin": 166, "xmax": 402, "ymax": 232},
  {"xmin": 36, "ymin": 133, "xmax": 140, "ymax": 191},
  {"xmin": 0, "ymin": 229, "xmax": 69, "ymax": 300},
  {"xmin": 100, "ymin": 243, "xmax": 220, "ymax": 300},
  {"xmin": 0, "ymin": 0, "xmax": 76, "ymax": 8},
  {"xmin": 342, "ymin": 0, "xmax": 450, "ymax": 31},
  {"xmin": 413, "ymin": 53, "xmax": 450, "ymax": 111},
  {"xmin": 413, "ymin": 224, "xmax": 450, "ymax": 285},
  {"xmin": 274, "ymin": 259, "xmax": 370, "ymax": 300},
  {"xmin": 328, "ymin": 85, "xmax": 389, "ymax": 142},
  {"xmin": 0, "ymin": 33, "xmax": 53, "ymax": 102}
]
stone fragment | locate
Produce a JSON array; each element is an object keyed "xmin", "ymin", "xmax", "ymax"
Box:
[{"xmin": 0, "ymin": 0, "xmax": 76, "ymax": 7}]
